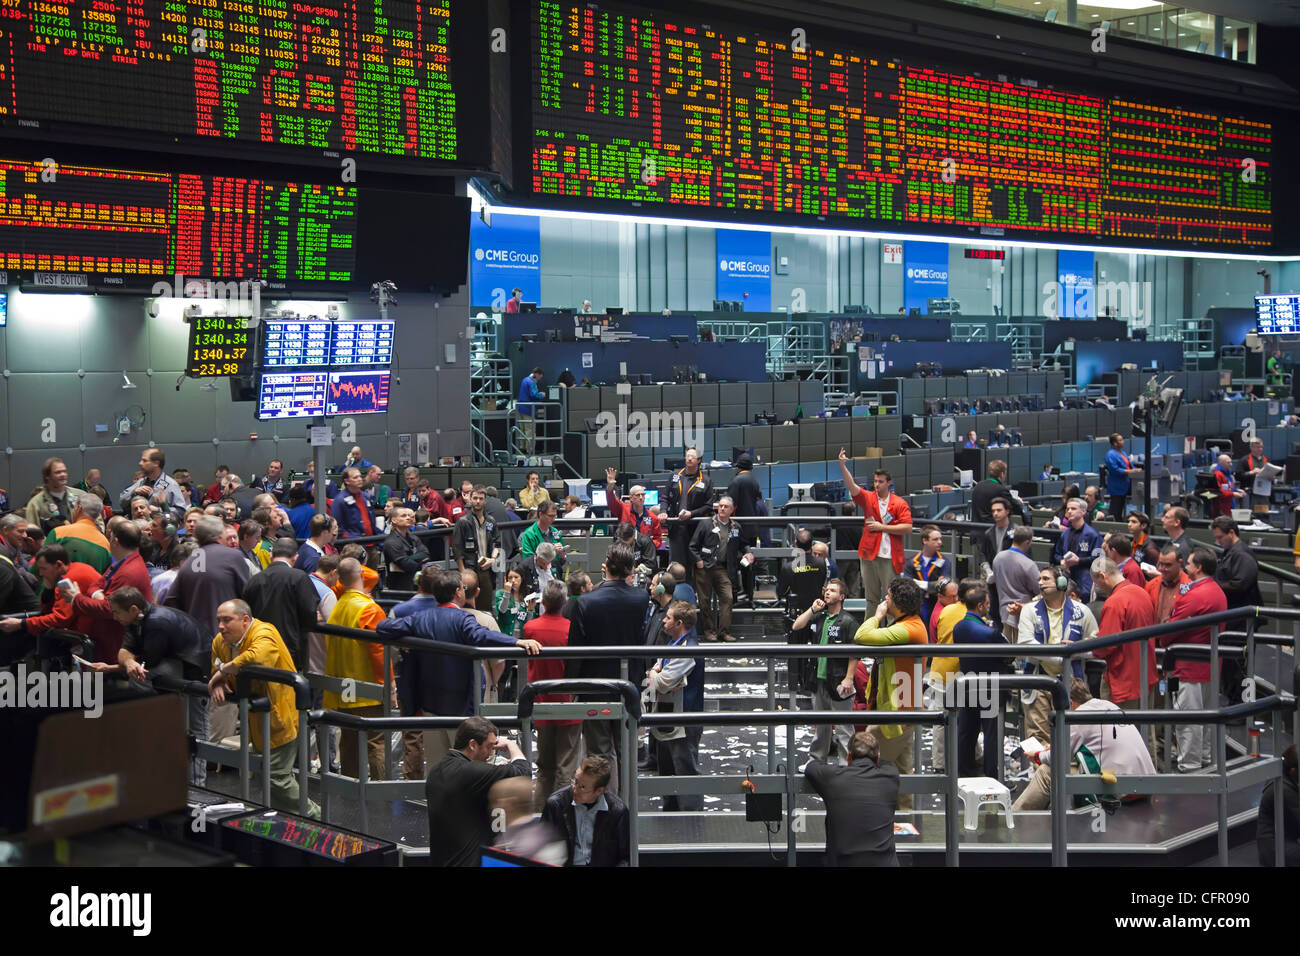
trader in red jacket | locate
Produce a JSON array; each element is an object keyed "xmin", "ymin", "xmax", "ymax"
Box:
[
  {"xmin": 1160, "ymin": 547, "xmax": 1227, "ymax": 773},
  {"xmin": 61, "ymin": 519, "xmax": 155, "ymax": 662},
  {"xmin": 603, "ymin": 467, "xmax": 662, "ymax": 548},
  {"xmin": 839, "ymin": 448, "xmax": 912, "ymax": 609},
  {"xmin": 1090, "ymin": 557, "xmax": 1157, "ymax": 709},
  {"xmin": 523, "ymin": 579, "xmax": 583, "ymax": 809},
  {"xmin": 0, "ymin": 544, "xmax": 101, "ymax": 650}
]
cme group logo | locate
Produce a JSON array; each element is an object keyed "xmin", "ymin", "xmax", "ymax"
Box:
[
  {"xmin": 475, "ymin": 247, "xmax": 540, "ymax": 268},
  {"xmin": 907, "ymin": 267, "xmax": 948, "ymax": 280},
  {"xmin": 720, "ymin": 258, "xmax": 770, "ymax": 275}
]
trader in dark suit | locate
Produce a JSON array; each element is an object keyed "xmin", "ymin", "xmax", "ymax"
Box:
[
  {"xmin": 568, "ymin": 541, "xmax": 649, "ymax": 795},
  {"xmin": 425, "ymin": 716, "xmax": 532, "ymax": 867},
  {"xmin": 663, "ymin": 447, "xmax": 714, "ymax": 568},
  {"xmin": 242, "ymin": 537, "xmax": 320, "ymax": 671},
  {"xmin": 804, "ymin": 731, "xmax": 900, "ymax": 867},
  {"xmin": 163, "ymin": 514, "xmax": 250, "ymax": 638},
  {"xmin": 971, "ymin": 459, "xmax": 1026, "ymax": 524},
  {"xmin": 379, "ymin": 568, "xmax": 540, "ymax": 765}
]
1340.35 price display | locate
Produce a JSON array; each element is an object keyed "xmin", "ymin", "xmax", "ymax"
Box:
[{"xmin": 186, "ymin": 317, "xmax": 254, "ymax": 379}]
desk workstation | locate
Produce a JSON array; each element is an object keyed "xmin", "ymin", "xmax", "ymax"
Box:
[
  {"xmin": 508, "ymin": 340, "xmax": 767, "ymax": 388},
  {"xmin": 501, "ymin": 312, "xmax": 701, "ymax": 344}
]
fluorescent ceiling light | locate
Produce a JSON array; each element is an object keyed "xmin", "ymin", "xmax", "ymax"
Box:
[
  {"xmin": 471, "ymin": 187, "xmax": 1298, "ymax": 262},
  {"xmin": 1078, "ymin": 0, "xmax": 1165, "ymax": 9}
]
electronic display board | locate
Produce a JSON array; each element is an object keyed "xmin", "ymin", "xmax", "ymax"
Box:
[
  {"xmin": 1256, "ymin": 294, "xmax": 1300, "ymax": 336},
  {"xmin": 261, "ymin": 321, "xmax": 334, "ymax": 369},
  {"xmin": 325, "ymin": 370, "xmax": 391, "ymax": 415},
  {"xmin": 528, "ymin": 0, "xmax": 1272, "ymax": 250},
  {"xmin": 187, "ymin": 314, "xmax": 252, "ymax": 378},
  {"xmin": 0, "ymin": 159, "xmax": 356, "ymax": 284},
  {"xmin": 257, "ymin": 372, "xmax": 328, "ymax": 420},
  {"xmin": 260, "ymin": 320, "xmax": 395, "ymax": 367},
  {"xmin": 0, "ymin": 0, "xmax": 482, "ymax": 170},
  {"xmin": 330, "ymin": 321, "xmax": 396, "ymax": 366}
]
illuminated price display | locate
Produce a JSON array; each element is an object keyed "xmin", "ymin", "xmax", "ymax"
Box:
[
  {"xmin": 1256, "ymin": 294, "xmax": 1300, "ymax": 335},
  {"xmin": 326, "ymin": 370, "xmax": 391, "ymax": 416},
  {"xmin": 256, "ymin": 373, "xmax": 328, "ymax": 420},
  {"xmin": 530, "ymin": 0, "xmax": 1272, "ymax": 250},
  {"xmin": 0, "ymin": 0, "xmax": 466, "ymax": 167},
  {"xmin": 186, "ymin": 315, "xmax": 252, "ymax": 378},
  {"xmin": 262, "ymin": 321, "xmax": 334, "ymax": 368},
  {"xmin": 331, "ymin": 321, "xmax": 396, "ymax": 366}
]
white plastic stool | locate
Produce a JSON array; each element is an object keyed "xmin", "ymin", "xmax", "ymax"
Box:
[{"xmin": 957, "ymin": 777, "xmax": 1015, "ymax": 830}]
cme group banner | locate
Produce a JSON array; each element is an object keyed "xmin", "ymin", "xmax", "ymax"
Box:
[
  {"xmin": 471, "ymin": 213, "xmax": 541, "ymax": 307},
  {"xmin": 716, "ymin": 229, "xmax": 771, "ymax": 311},
  {"xmin": 904, "ymin": 241, "xmax": 949, "ymax": 312},
  {"xmin": 1057, "ymin": 249, "xmax": 1096, "ymax": 319}
]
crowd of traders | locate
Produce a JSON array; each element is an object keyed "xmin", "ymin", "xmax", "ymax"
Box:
[{"xmin": 0, "ymin": 441, "xmax": 1294, "ymax": 865}]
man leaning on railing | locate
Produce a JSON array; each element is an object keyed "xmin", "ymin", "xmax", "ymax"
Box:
[{"xmin": 209, "ymin": 599, "xmax": 319, "ymax": 819}]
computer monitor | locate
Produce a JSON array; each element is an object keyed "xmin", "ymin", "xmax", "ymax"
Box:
[
  {"xmin": 564, "ymin": 479, "xmax": 591, "ymax": 502},
  {"xmin": 788, "ymin": 482, "xmax": 815, "ymax": 502},
  {"xmin": 851, "ymin": 404, "xmax": 872, "ymax": 418},
  {"xmin": 590, "ymin": 488, "xmax": 608, "ymax": 508},
  {"xmin": 606, "ymin": 307, "xmax": 623, "ymax": 316},
  {"xmin": 520, "ymin": 302, "xmax": 538, "ymax": 313},
  {"xmin": 642, "ymin": 489, "xmax": 660, "ymax": 507}
]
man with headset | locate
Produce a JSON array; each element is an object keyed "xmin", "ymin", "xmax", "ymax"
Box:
[
  {"xmin": 663, "ymin": 447, "xmax": 713, "ymax": 569},
  {"xmin": 1016, "ymin": 566, "xmax": 1098, "ymax": 746}
]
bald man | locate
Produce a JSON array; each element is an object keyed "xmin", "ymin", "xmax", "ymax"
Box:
[{"xmin": 209, "ymin": 599, "xmax": 320, "ymax": 817}]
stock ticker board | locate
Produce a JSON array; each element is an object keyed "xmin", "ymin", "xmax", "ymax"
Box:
[
  {"xmin": 186, "ymin": 312, "xmax": 252, "ymax": 377},
  {"xmin": 0, "ymin": 0, "xmax": 463, "ymax": 165},
  {"xmin": 0, "ymin": 159, "xmax": 356, "ymax": 283},
  {"xmin": 531, "ymin": 1, "xmax": 1272, "ymax": 249}
]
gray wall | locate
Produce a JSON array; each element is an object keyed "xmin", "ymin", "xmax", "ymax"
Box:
[{"xmin": 0, "ymin": 285, "xmax": 470, "ymax": 497}]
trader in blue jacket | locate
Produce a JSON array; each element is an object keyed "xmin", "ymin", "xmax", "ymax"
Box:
[
  {"xmin": 1051, "ymin": 496, "xmax": 1104, "ymax": 600},
  {"xmin": 1103, "ymin": 433, "xmax": 1141, "ymax": 519}
]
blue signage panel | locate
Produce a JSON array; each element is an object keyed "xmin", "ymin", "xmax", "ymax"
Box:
[
  {"xmin": 1057, "ymin": 249, "xmax": 1095, "ymax": 319},
  {"xmin": 716, "ymin": 229, "xmax": 771, "ymax": 311},
  {"xmin": 903, "ymin": 241, "xmax": 949, "ymax": 312},
  {"xmin": 470, "ymin": 212, "xmax": 541, "ymax": 307}
]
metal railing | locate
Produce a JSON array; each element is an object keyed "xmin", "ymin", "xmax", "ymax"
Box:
[{"xmin": 225, "ymin": 600, "xmax": 1293, "ymax": 865}]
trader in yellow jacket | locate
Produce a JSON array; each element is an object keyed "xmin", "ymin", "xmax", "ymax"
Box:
[
  {"xmin": 209, "ymin": 599, "xmax": 320, "ymax": 818},
  {"xmin": 324, "ymin": 557, "xmax": 390, "ymax": 781}
]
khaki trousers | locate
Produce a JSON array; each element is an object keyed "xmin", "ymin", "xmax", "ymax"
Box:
[
  {"xmin": 864, "ymin": 723, "xmax": 915, "ymax": 810},
  {"xmin": 859, "ymin": 557, "xmax": 898, "ymax": 611}
]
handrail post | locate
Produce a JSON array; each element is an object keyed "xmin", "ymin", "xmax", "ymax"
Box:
[
  {"xmin": 263, "ymin": 712, "xmax": 272, "ymax": 809},
  {"xmin": 786, "ymin": 721, "xmax": 796, "ymax": 867},
  {"xmin": 1209, "ymin": 623, "xmax": 1220, "ymax": 709},
  {"xmin": 945, "ymin": 703, "xmax": 959, "ymax": 867},
  {"xmin": 626, "ymin": 707, "xmax": 639, "ymax": 867},
  {"xmin": 358, "ymin": 726, "xmax": 370, "ymax": 834},
  {"xmin": 766, "ymin": 659, "xmax": 777, "ymax": 771},
  {"xmin": 1139, "ymin": 638, "xmax": 1149, "ymax": 709},
  {"xmin": 382, "ymin": 644, "xmax": 394, "ymax": 780},
  {"xmin": 1216, "ymin": 721, "xmax": 1228, "ymax": 866},
  {"xmin": 298, "ymin": 709, "xmax": 310, "ymax": 818},
  {"xmin": 239, "ymin": 696, "xmax": 251, "ymax": 802},
  {"xmin": 1050, "ymin": 684, "xmax": 1068, "ymax": 867}
]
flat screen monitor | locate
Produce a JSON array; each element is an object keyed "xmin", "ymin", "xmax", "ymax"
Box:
[
  {"xmin": 325, "ymin": 370, "xmax": 391, "ymax": 416},
  {"xmin": 590, "ymin": 488, "xmax": 608, "ymax": 508},
  {"xmin": 257, "ymin": 372, "xmax": 327, "ymax": 420},
  {"xmin": 1255, "ymin": 294, "xmax": 1300, "ymax": 336},
  {"xmin": 642, "ymin": 489, "xmax": 660, "ymax": 507}
]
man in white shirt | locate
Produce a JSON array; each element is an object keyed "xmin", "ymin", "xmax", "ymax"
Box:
[{"xmin": 1013, "ymin": 678, "xmax": 1155, "ymax": 810}]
